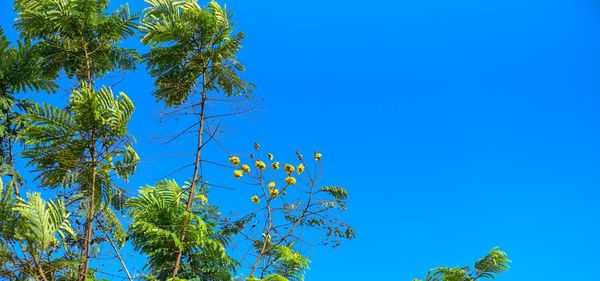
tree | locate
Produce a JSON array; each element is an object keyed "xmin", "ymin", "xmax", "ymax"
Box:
[
  {"xmin": 414, "ymin": 248, "xmax": 511, "ymax": 281},
  {"xmin": 0, "ymin": 26, "xmax": 57, "ymax": 197},
  {"xmin": 126, "ymin": 180, "xmax": 235, "ymax": 280},
  {"xmin": 0, "ymin": 178, "xmax": 78, "ymax": 281},
  {"xmin": 0, "ymin": 178, "xmax": 19, "ymax": 279},
  {"xmin": 140, "ymin": 0, "xmax": 254, "ymax": 278},
  {"xmin": 14, "ymin": 0, "xmax": 139, "ymax": 84},
  {"xmin": 225, "ymin": 147, "xmax": 355, "ymax": 280},
  {"xmin": 14, "ymin": 0, "xmax": 140, "ymax": 279},
  {"xmin": 14, "ymin": 192, "xmax": 78, "ymax": 281},
  {"xmin": 21, "ymin": 85, "xmax": 139, "ymax": 280}
]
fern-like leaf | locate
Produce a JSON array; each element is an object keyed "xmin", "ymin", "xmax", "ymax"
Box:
[{"xmin": 319, "ymin": 186, "xmax": 349, "ymax": 200}]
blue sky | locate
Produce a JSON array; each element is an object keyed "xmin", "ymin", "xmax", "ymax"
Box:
[{"xmin": 2, "ymin": 0, "xmax": 600, "ymax": 280}]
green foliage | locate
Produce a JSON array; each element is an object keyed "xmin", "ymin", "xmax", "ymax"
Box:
[
  {"xmin": 0, "ymin": 178, "xmax": 19, "ymax": 279},
  {"xmin": 266, "ymin": 245, "xmax": 309, "ymax": 281},
  {"xmin": 21, "ymin": 85, "xmax": 138, "ymax": 190},
  {"xmin": 319, "ymin": 186, "xmax": 349, "ymax": 200},
  {"xmin": 0, "ymin": 2, "xmax": 506, "ymax": 281},
  {"xmin": 0, "ymin": 26, "xmax": 57, "ymax": 183},
  {"xmin": 246, "ymin": 274, "xmax": 289, "ymax": 281},
  {"xmin": 126, "ymin": 180, "xmax": 235, "ymax": 280},
  {"xmin": 141, "ymin": 0, "xmax": 254, "ymax": 106},
  {"xmin": 277, "ymin": 182, "xmax": 355, "ymax": 249},
  {"xmin": 127, "ymin": 180, "xmax": 189, "ymax": 274},
  {"xmin": 0, "ymin": 27, "xmax": 57, "ymax": 95},
  {"xmin": 474, "ymin": 248, "xmax": 511, "ymax": 279},
  {"xmin": 20, "ymin": 85, "xmax": 138, "ymax": 278},
  {"xmin": 14, "ymin": 0, "xmax": 139, "ymax": 82},
  {"xmin": 13, "ymin": 2, "xmax": 140, "ymax": 277},
  {"xmin": 0, "ymin": 179, "xmax": 18, "ymax": 240},
  {"xmin": 250, "ymin": 234, "xmax": 311, "ymax": 280},
  {"xmin": 0, "ymin": 178, "xmax": 79, "ymax": 280},
  {"xmin": 14, "ymin": 192, "xmax": 76, "ymax": 252},
  {"xmin": 100, "ymin": 204, "xmax": 127, "ymax": 246},
  {"xmin": 221, "ymin": 213, "xmax": 255, "ymax": 238},
  {"xmin": 414, "ymin": 248, "xmax": 511, "ymax": 281},
  {"xmin": 139, "ymin": 1, "xmax": 255, "ymax": 278}
]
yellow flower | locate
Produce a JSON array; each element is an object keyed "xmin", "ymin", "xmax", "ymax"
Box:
[
  {"xmin": 255, "ymin": 160, "xmax": 267, "ymax": 170},
  {"xmin": 268, "ymin": 182, "xmax": 276, "ymax": 190},
  {"xmin": 251, "ymin": 195, "xmax": 260, "ymax": 204},
  {"xmin": 284, "ymin": 164, "xmax": 294, "ymax": 174},
  {"xmin": 270, "ymin": 189, "xmax": 279, "ymax": 198},
  {"xmin": 196, "ymin": 194, "xmax": 208, "ymax": 204},
  {"xmin": 314, "ymin": 152, "xmax": 322, "ymax": 161},
  {"xmin": 229, "ymin": 156, "xmax": 241, "ymax": 166},
  {"xmin": 297, "ymin": 164, "xmax": 305, "ymax": 174},
  {"xmin": 233, "ymin": 170, "xmax": 243, "ymax": 178},
  {"xmin": 272, "ymin": 162, "xmax": 280, "ymax": 170},
  {"xmin": 241, "ymin": 164, "xmax": 251, "ymax": 173},
  {"xmin": 268, "ymin": 153, "xmax": 274, "ymax": 160},
  {"xmin": 285, "ymin": 176, "xmax": 297, "ymax": 185}
]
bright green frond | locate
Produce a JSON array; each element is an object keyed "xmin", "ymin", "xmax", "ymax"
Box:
[
  {"xmin": 418, "ymin": 248, "xmax": 511, "ymax": 281},
  {"xmin": 14, "ymin": 192, "xmax": 76, "ymax": 251},
  {"xmin": 127, "ymin": 180, "xmax": 234, "ymax": 279},
  {"xmin": 474, "ymin": 247, "xmax": 511, "ymax": 279}
]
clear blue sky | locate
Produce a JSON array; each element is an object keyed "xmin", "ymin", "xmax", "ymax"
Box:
[{"xmin": 2, "ymin": 0, "xmax": 600, "ymax": 280}]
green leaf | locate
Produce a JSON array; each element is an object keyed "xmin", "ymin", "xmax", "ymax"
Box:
[{"xmin": 319, "ymin": 186, "xmax": 349, "ymax": 200}]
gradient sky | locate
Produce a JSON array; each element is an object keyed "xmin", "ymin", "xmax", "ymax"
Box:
[{"xmin": 2, "ymin": 0, "xmax": 600, "ymax": 280}]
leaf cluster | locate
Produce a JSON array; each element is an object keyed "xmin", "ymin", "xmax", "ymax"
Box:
[
  {"xmin": 0, "ymin": 178, "xmax": 79, "ymax": 280},
  {"xmin": 142, "ymin": 0, "xmax": 254, "ymax": 106},
  {"xmin": 14, "ymin": 0, "xmax": 139, "ymax": 81},
  {"xmin": 21, "ymin": 85, "xmax": 138, "ymax": 190},
  {"xmin": 0, "ymin": 26, "xmax": 57, "ymax": 180},
  {"xmin": 127, "ymin": 180, "xmax": 235, "ymax": 280},
  {"xmin": 415, "ymin": 248, "xmax": 511, "ymax": 281}
]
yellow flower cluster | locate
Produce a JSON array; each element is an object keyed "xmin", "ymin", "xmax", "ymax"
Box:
[
  {"xmin": 268, "ymin": 181, "xmax": 279, "ymax": 198},
  {"xmin": 270, "ymin": 189, "xmax": 279, "ymax": 198},
  {"xmin": 255, "ymin": 160, "xmax": 266, "ymax": 170},
  {"xmin": 285, "ymin": 176, "xmax": 297, "ymax": 185},
  {"xmin": 229, "ymin": 156, "xmax": 241, "ymax": 166},
  {"xmin": 251, "ymin": 195, "xmax": 260, "ymax": 204},
  {"xmin": 231, "ymin": 149, "xmax": 324, "ymax": 193},
  {"xmin": 233, "ymin": 170, "xmax": 243, "ymax": 178},
  {"xmin": 314, "ymin": 152, "xmax": 322, "ymax": 161},
  {"xmin": 284, "ymin": 164, "xmax": 294, "ymax": 174},
  {"xmin": 241, "ymin": 164, "xmax": 251, "ymax": 173},
  {"xmin": 230, "ymin": 156, "xmax": 252, "ymax": 178},
  {"xmin": 297, "ymin": 164, "xmax": 304, "ymax": 174}
]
